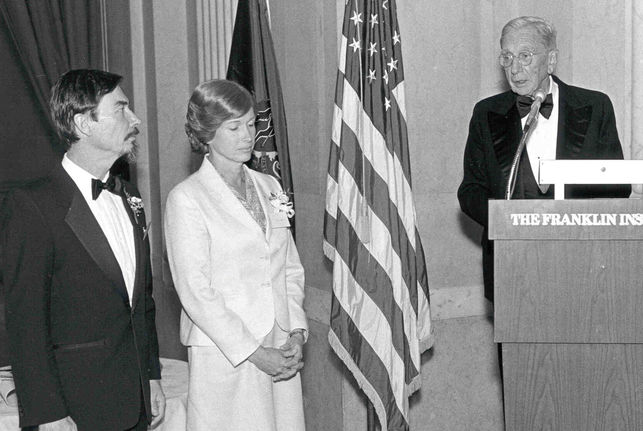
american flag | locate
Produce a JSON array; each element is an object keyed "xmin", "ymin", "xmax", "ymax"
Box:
[{"xmin": 323, "ymin": 0, "xmax": 433, "ymax": 429}]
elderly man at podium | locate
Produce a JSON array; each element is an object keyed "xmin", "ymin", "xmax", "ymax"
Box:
[{"xmin": 457, "ymin": 16, "xmax": 631, "ymax": 304}]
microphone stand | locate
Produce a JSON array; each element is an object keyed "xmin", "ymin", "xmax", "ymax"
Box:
[{"xmin": 505, "ymin": 92, "xmax": 545, "ymax": 200}]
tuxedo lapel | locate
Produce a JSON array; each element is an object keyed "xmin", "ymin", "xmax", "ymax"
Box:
[
  {"xmin": 64, "ymin": 190, "xmax": 130, "ymax": 304},
  {"xmin": 117, "ymin": 181, "xmax": 146, "ymax": 309},
  {"xmin": 554, "ymin": 77, "xmax": 592, "ymax": 159},
  {"xmin": 489, "ymin": 93, "xmax": 522, "ymax": 181}
]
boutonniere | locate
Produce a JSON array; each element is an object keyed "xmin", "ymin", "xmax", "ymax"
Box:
[
  {"xmin": 268, "ymin": 191, "xmax": 295, "ymax": 218},
  {"xmin": 123, "ymin": 189, "xmax": 144, "ymax": 222}
]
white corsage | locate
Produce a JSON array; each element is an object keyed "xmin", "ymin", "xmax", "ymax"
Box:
[{"xmin": 268, "ymin": 191, "xmax": 295, "ymax": 218}]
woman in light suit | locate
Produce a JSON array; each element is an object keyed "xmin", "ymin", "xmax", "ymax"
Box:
[{"xmin": 164, "ymin": 79, "xmax": 307, "ymax": 431}]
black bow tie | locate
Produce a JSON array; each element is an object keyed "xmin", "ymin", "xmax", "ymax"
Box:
[
  {"xmin": 516, "ymin": 93, "xmax": 554, "ymax": 119},
  {"xmin": 91, "ymin": 176, "xmax": 119, "ymax": 200}
]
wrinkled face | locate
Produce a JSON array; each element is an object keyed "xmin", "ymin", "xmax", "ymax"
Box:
[
  {"xmin": 208, "ymin": 109, "xmax": 256, "ymax": 165},
  {"xmin": 89, "ymin": 86, "xmax": 141, "ymax": 161},
  {"xmin": 500, "ymin": 26, "xmax": 557, "ymax": 96}
]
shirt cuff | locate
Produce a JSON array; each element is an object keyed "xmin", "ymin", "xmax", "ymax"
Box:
[{"xmin": 288, "ymin": 328, "xmax": 308, "ymax": 343}]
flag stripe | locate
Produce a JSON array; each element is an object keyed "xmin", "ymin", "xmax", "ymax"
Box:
[
  {"xmin": 391, "ymin": 83, "xmax": 406, "ymax": 121},
  {"xmin": 333, "ymin": 120, "xmax": 421, "ymax": 316},
  {"xmin": 330, "ymin": 162, "xmax": 422, "ymax": 378},
  {"xmin": 342, "ymin": 70, "xmax": 412, "ymax": 188},
  {"xmin": 325, "ymin": 166, "xmax": 426, "ymax": 378},
  {"xmin": 328, "ymin": 297, "xmax": 407, "ymax": 428},
  {"xmin": 329, "ymin": 260, "xmax": 409, "ymax": 419},
  {"xmin": 332, "ymin": 208, "xmax": 418, "ymax": 380},
  {"xmin": 414, "ymin": 230, "xmax": 433, "ymax": 347},
  {"xmin": 336, "ymin": 81, "xmax": 417, "ymax": 245},
  {"xmin": 385, "ymin": 85, "xmax": 412, "ymax": 184},
  {"xmin": 334, "ymin": 71, "xmax": 345, "ymax": 108}
]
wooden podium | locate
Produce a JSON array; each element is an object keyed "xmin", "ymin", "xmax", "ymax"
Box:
[{"xmin": 489, "ymin": 198, "xmax": 643, "ymax": 430}]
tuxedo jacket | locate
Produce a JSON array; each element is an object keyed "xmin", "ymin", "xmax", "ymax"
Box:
[
  {"xmin": 457, "ymin": 76, "xmax": 631, "ymax": 301},
  {"xmin": 2, "ymin": 165, "xmax": 161, "ymax": 430},
  {"xmin": 164, "ymin": 159, "xmax": 307, "ymax": 367}
]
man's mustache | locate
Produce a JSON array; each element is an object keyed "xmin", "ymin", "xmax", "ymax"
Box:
[{"xmin": 126, "ymin": 128, "xmax": 140, "ymax": 140}]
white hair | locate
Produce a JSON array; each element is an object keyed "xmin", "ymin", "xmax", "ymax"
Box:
[{"xmin": 500, "ymin": 16, "xmax": 557, "ymax": 50}]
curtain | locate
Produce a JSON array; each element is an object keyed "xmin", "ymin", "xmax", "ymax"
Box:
[{"xmin": 0, "ymin": 0, "xmax": 104, "ymax": 133}]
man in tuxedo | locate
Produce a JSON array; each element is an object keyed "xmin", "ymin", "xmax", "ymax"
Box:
[
  {"xmin": 2, "ymin": 69, "xmax": 165, "ymax": 430},
  {"xmin": 457, "ymin": 16, "xmax": 631, "ymax": 303}
]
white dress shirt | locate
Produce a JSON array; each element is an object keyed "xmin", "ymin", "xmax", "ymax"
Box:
[
  {"xmin": 62, "ymin": 154, "xmax": 136, "ymax": 304},
  {"xmin": 521, "ymin": 76, "xmax": 559, "ymax": 187}
]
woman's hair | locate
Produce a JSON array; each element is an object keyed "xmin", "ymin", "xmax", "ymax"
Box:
[{"xmin": 185, "ymin": 79, "xmax": 255, "ymax": 154}]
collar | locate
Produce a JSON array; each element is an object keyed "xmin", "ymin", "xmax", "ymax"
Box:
[
  {"xmin": 519, "ymin": 76, "xmax": 559, "ymax": 123},
  {"xmin": 200, "ymin": 154, "xmax": 254, "ymax": 183},
  {"xmin": 62, "ymin": 154, "xmax": 111, "ymax": 203}
]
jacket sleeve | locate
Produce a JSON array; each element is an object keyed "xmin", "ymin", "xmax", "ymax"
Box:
[
  {"xmin": 2, "ymin": 190, "xmax": 68, "ymax": 427},
  {"xmin": 144, "ymin": 248, "xmax": 161, "ymax": 380},
  {"xmin": 284, "ymin": 230, "xmax": 308, "ymax": 338},
  {"xmin": 141, "ymin": 211, "xmax": 161, "ymax": 381},
  {"xmin": 164, "ymin": 187, "xmax": 260, "ymax": 366},
  {"xmin": 457, "ymin": 104, "xmax": 491, "ymax": 228}
]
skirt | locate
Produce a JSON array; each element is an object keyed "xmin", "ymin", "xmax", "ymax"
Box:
[{"xmin": 186, "ymin": 323, "xmax": 305, "ymax": 431}]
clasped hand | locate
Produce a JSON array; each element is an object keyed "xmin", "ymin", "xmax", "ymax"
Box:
[{"xmin": 248, "ymin": 333, "xmax": 304, "ymax": 382}]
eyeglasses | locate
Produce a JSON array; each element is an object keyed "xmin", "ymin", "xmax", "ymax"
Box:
[{"xmin": 498, "ymin": 51, "xmax": 545, "ymax": 68}]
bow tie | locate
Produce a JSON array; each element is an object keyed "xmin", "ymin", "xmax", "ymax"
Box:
[
  {"xmin": 91, "ymin": 176, "xmax": 119, "ymax": 200},
  {"xmin": 516, "ymin": 93, "xmax": 554, "ymax": 119}
]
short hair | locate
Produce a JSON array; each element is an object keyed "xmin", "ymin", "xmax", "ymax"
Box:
[
  {"xmin": 49, "ymin": 69, "xmax": 123, "ymax": 150},
  {"xmin": 500, "ymin": 16, "xmax": 557, "ymax": 50},
  {"xmin": 185, "ymin": 79, "xmax": 255, "ymax": 155}
]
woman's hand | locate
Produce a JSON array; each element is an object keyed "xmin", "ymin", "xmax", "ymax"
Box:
[
  {"xmin": 248, "ymin": 346, "xmax": 295, "ymax": 379},
  {"xmin": 280, "ymin": 333, "xmax": 304, "ymax": 365},
  {"xmin": 273, "ymin": 332, "xmax": 305, "ymax": 382}
]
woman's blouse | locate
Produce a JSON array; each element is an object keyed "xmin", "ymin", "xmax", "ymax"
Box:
[{"xmin": 223, "ymin": 169, "xmax": 267, "ymax": 234}]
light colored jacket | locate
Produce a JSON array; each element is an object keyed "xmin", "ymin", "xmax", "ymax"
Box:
[{"xmin": 164, "ymin": 159, "xmax": 307, "ymax": 366}]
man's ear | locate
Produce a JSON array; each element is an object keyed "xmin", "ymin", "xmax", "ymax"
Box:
[
  {"xmin": 73, "ymin": 112, "xmax": 92, "ymax": 138},
  {"xmin": 547, "ymin": 49, "xmax": 558, "ymax": 74}
]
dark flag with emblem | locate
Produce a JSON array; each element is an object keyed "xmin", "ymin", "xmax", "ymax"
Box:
[
  {"xmin": 323, "ymin": 0, "xmax": 433, "ymax": 429},
  {"xmin": 227, "ymin": 0, "xmax": 294, "ymax": 229}
]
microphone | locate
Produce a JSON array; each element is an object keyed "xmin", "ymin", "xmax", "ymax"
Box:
[
  {"xmin": 524, "ymin": 89, "xmax": 547, "ymax": 132},
  {"xmin": 505, "ymin": 89, "xmax": 547, "ymax": 199}
]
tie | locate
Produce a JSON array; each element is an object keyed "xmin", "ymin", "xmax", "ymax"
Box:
[
  {"xmin": 91, "ymin": 176, "xmax": 118, "ymax": 200},
  {"xmin": 516, "ymin": 93, "xmax": 554, "ymax": 119}
]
